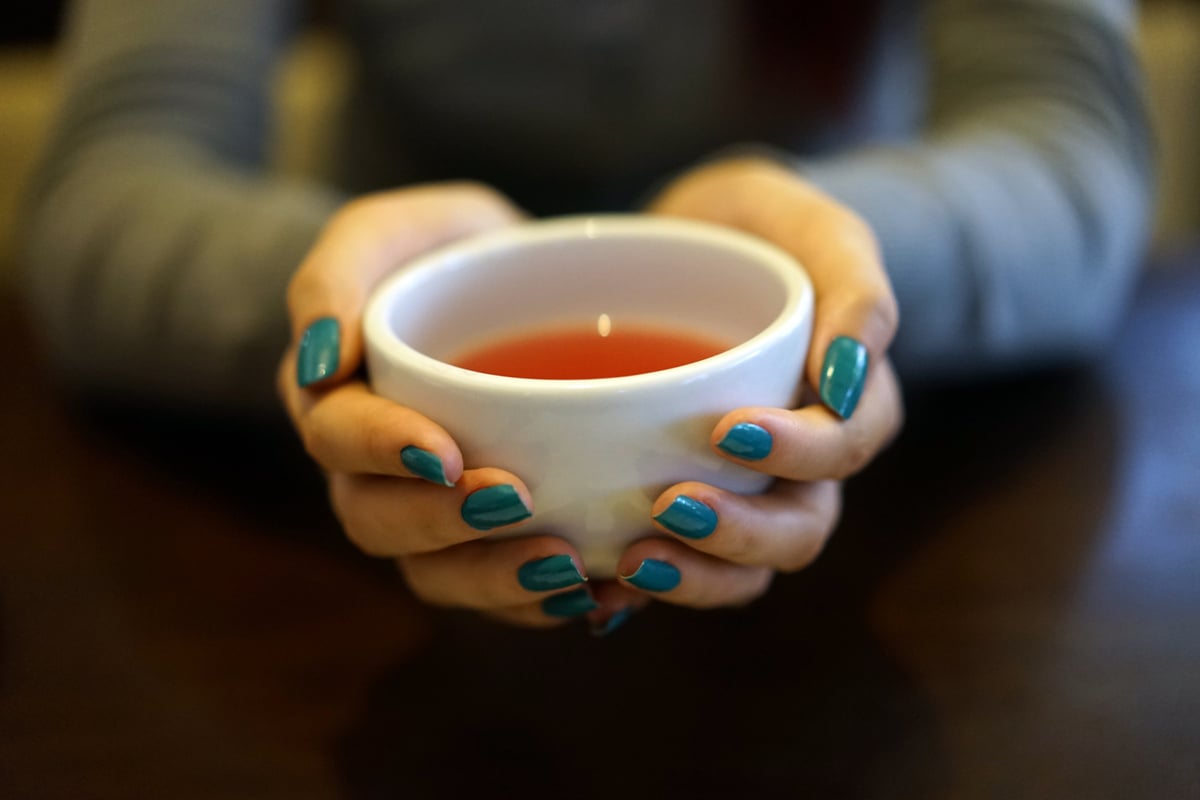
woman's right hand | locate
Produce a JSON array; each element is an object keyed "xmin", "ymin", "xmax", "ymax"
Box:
[{"xmin": 278, "ymin": 183, "xmax": 606, "ymax": 627}]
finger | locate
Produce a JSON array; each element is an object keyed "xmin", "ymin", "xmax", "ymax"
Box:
[
  {"xmin": 711, "ymin": 356, "xmax": 903, "ymax": 481},
  {"xmin": 648, "ymin": 479, "xmax": 842, "ymax": 572},
  {"xmin": 649, "ymin": 159, "xmax": 898, "ymax": 419},
  {"xmin": 287, "ymin": 183, "xmax": 524, "ymax": 388},
  {"xmin": 481, "ymin": 585, "xmax": 616, "ymax": 629},
  {"xmin": 726, "ymin": 175, "xmax": 895, "ymax": 420},
  {"xmin": 399, "ymin": 535, "xmax": 588, "ymax": 610},
  {"xmin": 480, "ymin": 583, "xmax": 647, "ymax": 632},
  {"xmin": 616, "ymin": 538, "xmax": 774, "ymax": 609},
  {"xmin": 798, "ymin": 217, "xmax": 896, "ymax": 420},
  {"xmin": 330, "ymin": 467, "xmax": 533, "ymax": 558},
  {"xmin": 294, "ymin": 378, "xmax": 464, "ymax": 484},
  {"xmin": 757, "ymin": 187, "xmax": 897, "ymax": 420}
]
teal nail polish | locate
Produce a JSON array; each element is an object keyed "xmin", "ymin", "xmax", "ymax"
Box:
[
  {"xmin": 717, "ymin": 422, "xmax": 773, "ymax": 461},
  {"xmin": 400, "ymin": 446, "xmax": 453, "ymax": 486},
  {"xmin": 541, "ymin": 588, "xmax": 598, "ymax": 618},
  {"xmin": 590, "ymin": 607, "xmax": 633, "ymax": 637},
  {"xmin": 820, "ymin": 335, "xmax": 869, "ymax": 419},
  {"xmin": 296, "ymin": 317, "xmax": 340, "ymax": 387},
  {"xmin": 518, "ymin": 555, "xmax": 585, "ymax": 592},
  {"xmin": 621, "ymin": 559, "xmax": 681, "ymax": 592},
  {"xmin": 654, "ymin": 495, "xmax": 718, "ymax": 540},
  {"xmin": 461, "ymin": 484, "xmax": 532, "ymax": 530}
]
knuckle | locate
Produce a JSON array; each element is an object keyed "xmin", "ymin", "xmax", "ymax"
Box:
[
  {"xmin": 721, "ymin": 526, "xmax": 762, "ymax": 566},
  {"xmin": 778, "ymin": 486, "xmax": 841, "ymax": 573},
  {"xmin": 866, "ymin": 291, "xmax": 901, "ymax": 346},
  {"xmin": 362, "ymin": 419, "xmax": 394, "ymax": 470},
  {"xmin": 299, "ymin": 420, "xmax": 331, "ymax": 464},
  {"xmin": 397, "ymin": 558, "xmax": 447, "ymax": 606},
  {"xmin": 836, "ymin": 290, "xmax": 898, "ymax": 352},
  {"xmin": 778, "ymin": 536, "xmax": 827, "ymax": 574},
  {"xmin": 285, "ymin": 268, "xmax": 327, "ymax": 321},
  {"xmin": 838, "ymin": 424, "xmax": 876, "ymax": 478}
]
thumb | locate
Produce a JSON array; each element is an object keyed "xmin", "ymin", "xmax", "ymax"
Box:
[{"xmin": 288, "ymin": 182, "xmax": 524, "ymax": 389}]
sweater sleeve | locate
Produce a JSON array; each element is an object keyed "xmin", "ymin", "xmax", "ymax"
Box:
[
  {"xmin": 19, "ymin": 0, "xmax": 344, "ymax": 413},
  {"xmin": 801, "ymin": 0, "xmax": 1154, "ymax": 378}
]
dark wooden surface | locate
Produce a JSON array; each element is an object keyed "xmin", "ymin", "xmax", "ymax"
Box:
[{"xmin": 2, "ymin": 252, "xmax": 1198, "ymax": 799}]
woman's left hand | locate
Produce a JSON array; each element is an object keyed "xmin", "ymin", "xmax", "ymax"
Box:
[{"xmin": 601, "ymin": 157, "xmax": 904, "ymax": 619}]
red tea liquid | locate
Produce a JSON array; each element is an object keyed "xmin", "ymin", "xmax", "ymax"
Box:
[{"xmin": 452, "ymin": 321, "xmax": 730, "ymax": 379}]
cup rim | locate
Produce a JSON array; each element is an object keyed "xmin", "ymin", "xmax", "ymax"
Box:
[{"xmin": 363, "ymin": 214, "xmax": 812, "ymax": 395}]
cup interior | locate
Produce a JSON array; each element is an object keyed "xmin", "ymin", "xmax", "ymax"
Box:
[{"xmin": 372, "ymin": 216, "xmax": 805, "ymax": 379}]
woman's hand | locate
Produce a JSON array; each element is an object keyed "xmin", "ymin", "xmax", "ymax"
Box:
[
  {"xmin": 608, "ymin": 157, "xmax": 904, "ymax": 614},
  {"xmin": 278, "ymin": 183, "xmax": 601, "ymax": 627}
]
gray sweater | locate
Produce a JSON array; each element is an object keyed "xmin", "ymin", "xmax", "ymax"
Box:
[{"xmin": 21, "ymin": 0, "xmax": 1153, "ymax": 413}]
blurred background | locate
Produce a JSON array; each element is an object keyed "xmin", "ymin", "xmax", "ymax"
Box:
[
  {"xmin": 2, "ymin": 0, "xmax": 1199, "ymax": 292},
  {"xmin": 2, "ymin": 6, "xmax": 1197, "ymax": 798}
]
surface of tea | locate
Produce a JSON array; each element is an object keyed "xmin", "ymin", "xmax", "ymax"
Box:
[{"xmin": 452, "ymin": 320, "xmax": 730, "ymax": 379}]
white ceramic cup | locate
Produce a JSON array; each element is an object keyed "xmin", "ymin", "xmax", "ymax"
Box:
[{"xmin": 363, "ymin": 215, "xmax": 813, "ymax": 577}]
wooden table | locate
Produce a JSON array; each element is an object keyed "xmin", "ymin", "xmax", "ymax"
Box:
[{"xmin": 2, "ymin": 252, "xmax": 1198, "ymax": 799}]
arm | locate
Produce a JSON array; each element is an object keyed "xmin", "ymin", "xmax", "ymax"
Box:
[
  {"xmin": 19, "ymin": 0, "xmax": 343, "ymax": 412},
  {"xmin": 803, "ymin": 0, "xmax": 1154, "ymax": 376}
]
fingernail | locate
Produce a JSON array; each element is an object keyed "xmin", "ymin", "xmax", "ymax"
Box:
[
  {"xmin": 400, "ymin": 446, "xmax": 454, "ymax": 487},
  {"xmin": 590, "ymin": 607, "xmax": 633, "ymax": 637},
  {"xmin": 518, "ymin": 554, "xmax": 586, "ymax": 592},
  {"xmin": 296, "ymin": 317, "xmax": 340, "ymax": 387},
  {"xmin": 717, "ymin": 422, "xmax": 773, "ymax": 461},
  {"xmin": 820, "ymin": 335, "xmax": 869, "ymax": 419},
  {"xmin": 541, "ymin": 588, "xmax": 599, "ymax": 618},
  {"xmin": 621, "ymin": 559, "xmax": 681, "ymax": 592},
  {"xmin": 461, "ymin": 484, "xmax": 532, "ymax": 530},
  {"xmin": 653, "ymin": 495, "xmax": 718, "ymax": 540}
]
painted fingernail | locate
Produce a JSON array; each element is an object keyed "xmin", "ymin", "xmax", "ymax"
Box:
[
  {"xmin": 518, "ymin": 554, "xmax": 586, "ymax": 592},
  {"xmin": 296, "ymin": 317, "xmax": 340, "ymax": 388},
  {"xmin": 820, "ymin": 335, "xmax": 869, "ymax": 419},
  {"xmin": 653, "ymin": 495, "xmax": 718, "ymax": 540},
  {"xmin": 590, "ymin": 607, "xmax": 633, "ymax": 637},
  {"xmin": 541, "ymin": 587, "xmax": 599, "ymax": 618},
  {"xmin": 461, "ymin": 484, "xmax": 532, "ymax": 530},
  {"xmin": 621, "ymin": 559, "xmax": 681, "ymax": 592},
  {"xmin": 400, "ymin": 446, "xmax": 454, "ymax": 487},
  {"xmin": 717, "ymin": 422, "xmax": 773, "ymax": 461}
]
